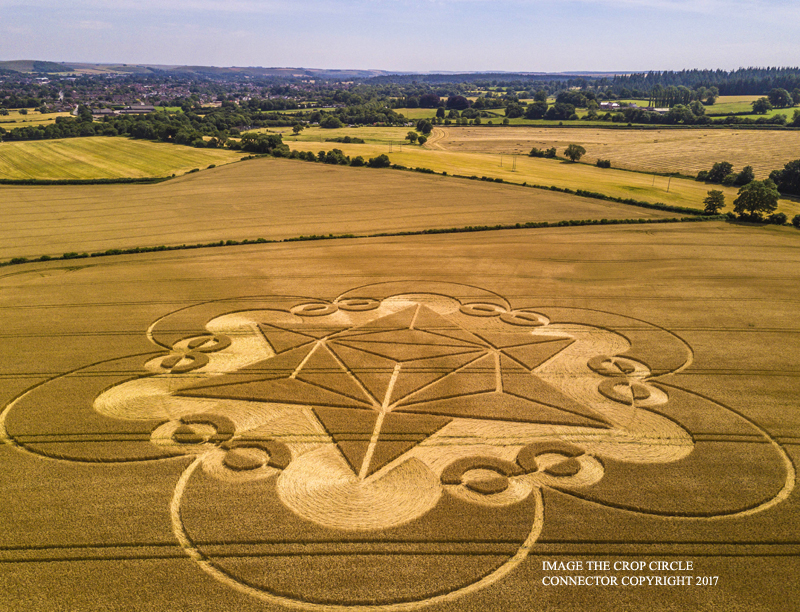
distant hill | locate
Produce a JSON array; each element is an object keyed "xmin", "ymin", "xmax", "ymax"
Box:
[
  {"xmin": 0, "ymin": 60, "xmax": 625, "ymax": 81},
  {"xmin": 0, "ymin": 60, "xmax": 390, "ymax": 79},
  {"xmin": 0, "ymin": 60, "xmax": 73, "ymax": 73}
]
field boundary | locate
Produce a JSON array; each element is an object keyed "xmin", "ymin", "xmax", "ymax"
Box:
[
  {"xmin": 0, "ymin": 215, "xmax": 725, "ymax": 268},
  {"xmin": 0, "ymin": 176, "xmax": 172, "ymax": 186}
]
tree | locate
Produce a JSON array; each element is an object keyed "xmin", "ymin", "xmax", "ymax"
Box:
[
  {"xmin": 689, "ymin": 100, "xmax": 706, "ymax": 116},
  {"xmin": 417, "ymin": 135, "xmax": 427, "ymax": 146},
  {"xmin": 545, "ymin": 103, "xmax": 575, "ymax": 120},
  {"xmin": 367, "ymin": 154, "xmax": 391, "ymax": 168},
  {"xmin": 564, "ymin": 144, "xmax": 586, "ymax": 162},
  {"xmin": 505, "ymin": 102, "xmax": 524, "ymax": 118},
  {"xmin": 734, "ymin": 165, "xmax": 754, "ymax": 186},
  {"xmin": 319, "ymin": 115, "xmax": 343, "ymax": 129},
  {"xmin": 733, "ymin": 179, "xmax": 780, "ymax": 219},
  {"xmin": 534, "ymin": 90, "xmax": 548, "ymax": 102},
  {"xmin": 707, "ymin": 161, "xmax": 734, "ymax": 183},
  {"xmin": 769, "ymin": 159, "xmax": 800, "ymax": 195},
  {"xmin": 435, "ymin": 107, "xmax": 445, "ymax": 119},
  {"xmin": 703, "ymin": 190, "xmax": 725, "ymax": 214},
  {"xmin": 767, "ymin": 88, "xmax": 793, "ymax": 108},
  {"xmin": 416, "ymin": 119, "xmax": 432, "ymax": 134},
  {"xmin": 446, "ymin": 96, "xmax": 470, "ymax": 110},
  {"xmin": 524, "ymin": 101, "xmax": 548, "ymax": 119},
  {"xmin": 405, "ymin": 131, "xmax": 418, "ymax": 144},
  {"xmin": 752, "ymin": 97, "xmax": 773, "ymax": 114},
  {"xmin": 292, "ymin": 123, "xmax": 304, "ymax": 135},
  {"xmin": 418, "ymin": 93, "xmax": 441, "ymax": 108}
]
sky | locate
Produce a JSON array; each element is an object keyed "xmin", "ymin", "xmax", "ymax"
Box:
[{"xmin": 1, "ymin": 0, "xmax": 798, "ymax": 73}]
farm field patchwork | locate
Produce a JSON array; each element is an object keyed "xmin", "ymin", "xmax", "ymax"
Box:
[
  {"xmin": 1, "ymin": 221, "xmax": 799, "ymax": 611},
  {"xmin": 0, "ymin": 157, "xmax": 679, "ymax": 260},
  {"xmin": 424, "ymin": 126, "xmax": 800, "ymax": 180},
  {"xmin": 0, "ymin": 137, "xmax": 242, "ymax": 180},
  {"xmin": 285, "ymin": 137, "xmax": 800, "ymax": 216}
]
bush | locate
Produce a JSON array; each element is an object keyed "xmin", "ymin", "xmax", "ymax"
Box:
[
  {"xmin": 367, "ymin": 154, "xmax": 391, "ymax": 168},
  {"xmin": 696, "ymin": 170, "xmax": 709, "ymax": 181},
  {"xmin": 350, "ymin": 155, "xmax": 365, "ymax": 167},
  {"xmin": 792, "ymin": 214, "xmax": 800, "ymax": 228},
  {"xmin": 768, "ymin": 212, "xmax": 788, "ymax": 225},
  {"xmin": 596, "ymin": 159, "xmax": 611, "ymax": 168}
]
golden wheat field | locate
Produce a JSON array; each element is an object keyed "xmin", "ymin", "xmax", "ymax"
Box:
[
  {"xmin": 2, "ymin": 220, "xmax": 799, "ymax": 611},
  {"xmin": 0, "ymin": 157, "xmax": 679, "ymax": 260},
  {"xmin": 427, "ymin": 126, "xmax": 800, "ymax": 179}
]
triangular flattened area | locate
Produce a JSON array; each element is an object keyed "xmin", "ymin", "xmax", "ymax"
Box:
[
  {"xmin": 177, "ymin": 344, "xmax": 316, "ymax": 393},
  {"xmin": 411, "ymin": 305, "xmax": 462, "ymax": 331},
  {"xmin": 397, "ymin": 352, "xmax": 497, "ymax": 406},
  {"xmin": 502, "ymin": 338, "xmax": 575, "ymax": 371},
  {"xmin": 363, "ymin": 413, "xmax": 452, "ymax": 477},
  {"xmin": 295, "ymin": 345, "xmax": 373, "ymax": 404},
  {"xmin": 258, "ymin": 324, "xmax": 316, "ymax": 354},
  {"xmin": 277, "ymin": 324, "xmax": 349, "ymax": 340},
  {"xmin": 332, "ymin": 339, "xmax": 480, "ymax": 363},
  {"xmin": 179, "ymin": 376, "xmax": 372, "ymax": 410},
  {"xmin": 412, "ymin": 305, "xmax": 488, "ymax": 345},
  {"xmin": 337, "ymin": 328, "xmax": 477, "ymax": 349},
  {"xmin": 395, "ymin": 392, "xmax": 609, "ymax": 429},
  {"xmin": 326, "ymin": 342, "xmax": 397, "ymax": 404},
  {"xmin": 313, "ymin": 406, "xmax": 378, "ymax": 473},
  {"xmin": 336, "ymin": 305, "xmax": 418, "ymax": 336},
  {"xmin": 474, "ymin": 330, "xmax": 572, "ymax": 349},
  {"xmin": 389, "ymin": 351, "xmax": 485, "ymax": 405},
  {"xmin": 500, "ymin": 355, "xmax": 610, "ymax": 426}
]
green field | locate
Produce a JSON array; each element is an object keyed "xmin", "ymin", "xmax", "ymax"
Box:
[{"xmin": 0, "ymin": 137, "xmax": 243, "ymax": 180}]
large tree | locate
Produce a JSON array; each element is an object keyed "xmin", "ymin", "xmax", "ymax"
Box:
[
  {"xmin": 767, "ymin": 88, "xmax": 794, "ymax": 108},
  {"xmin": 524, "ymin": 101, "xmax": 548, "ymax": 119},
  {"xmin": 707, "ymin": 161, "xmax": 734, "ymax": 183},
  {"xmin": 752, "ymin": 97, "xmax": 773, "ymax": 114},
  {"xmin": 733, "ymin": 179, "xmax": 780, "ymax": 219},
  {"xmin": 769, "ymin": 159, "xmax": 800, "ymax": 195},
  {"xmin": 703, "ymin": 190, "xmax": 725, "ymax": 214},
  {"xmin": 564, "ymin": 144, "xmax": 586, "ymax": 162}
]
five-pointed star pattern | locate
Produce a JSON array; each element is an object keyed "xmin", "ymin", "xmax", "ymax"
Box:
[{"xmin": 179, "ymin": 305, "xmax": 610, "ymax": 477}]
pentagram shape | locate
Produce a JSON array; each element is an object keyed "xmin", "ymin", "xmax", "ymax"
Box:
[{"xmin": 178, "ymin": 304, "xmax": 611, "ymax": 477}]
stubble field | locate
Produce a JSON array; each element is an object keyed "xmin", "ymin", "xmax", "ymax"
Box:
[
  {"xmin": 426, "ymin": 126, "xmax": 800, "ymax": 179},
  {"xmin": 0, "ymin": 157, "xmax": 679, "ymax": 261}
]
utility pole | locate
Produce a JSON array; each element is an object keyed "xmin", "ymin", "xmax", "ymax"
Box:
[{"xmin": 667, "ymin": 177, "xmax": 671, "ymax": 193}]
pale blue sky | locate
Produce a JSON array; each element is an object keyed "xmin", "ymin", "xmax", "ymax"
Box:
[{"xmin": 1, "ymin": 0, "xmax": 798, "ymax": 72}]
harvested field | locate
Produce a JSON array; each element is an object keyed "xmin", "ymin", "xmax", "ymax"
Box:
[
  {"xmin": 288, "ymin": 139, "xmax": 800, "ymax": 215},
  {"xmin": 0, "ymin": 137, "xmax": 242, "ymax": 180},
  {"xmin": 428, "ymin": 126, "xmax": 800, "ymax": 179},
  {"xmin": 1, "ymin": 221, "xmax": 799, "ymax": 611},
  {"xmin": 0, "ymin": 157, "xmax": 679, "ymax": 260},
  {"xmin": 0, "ymin": 109, "xmax": 71, "ymax": 128}
]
